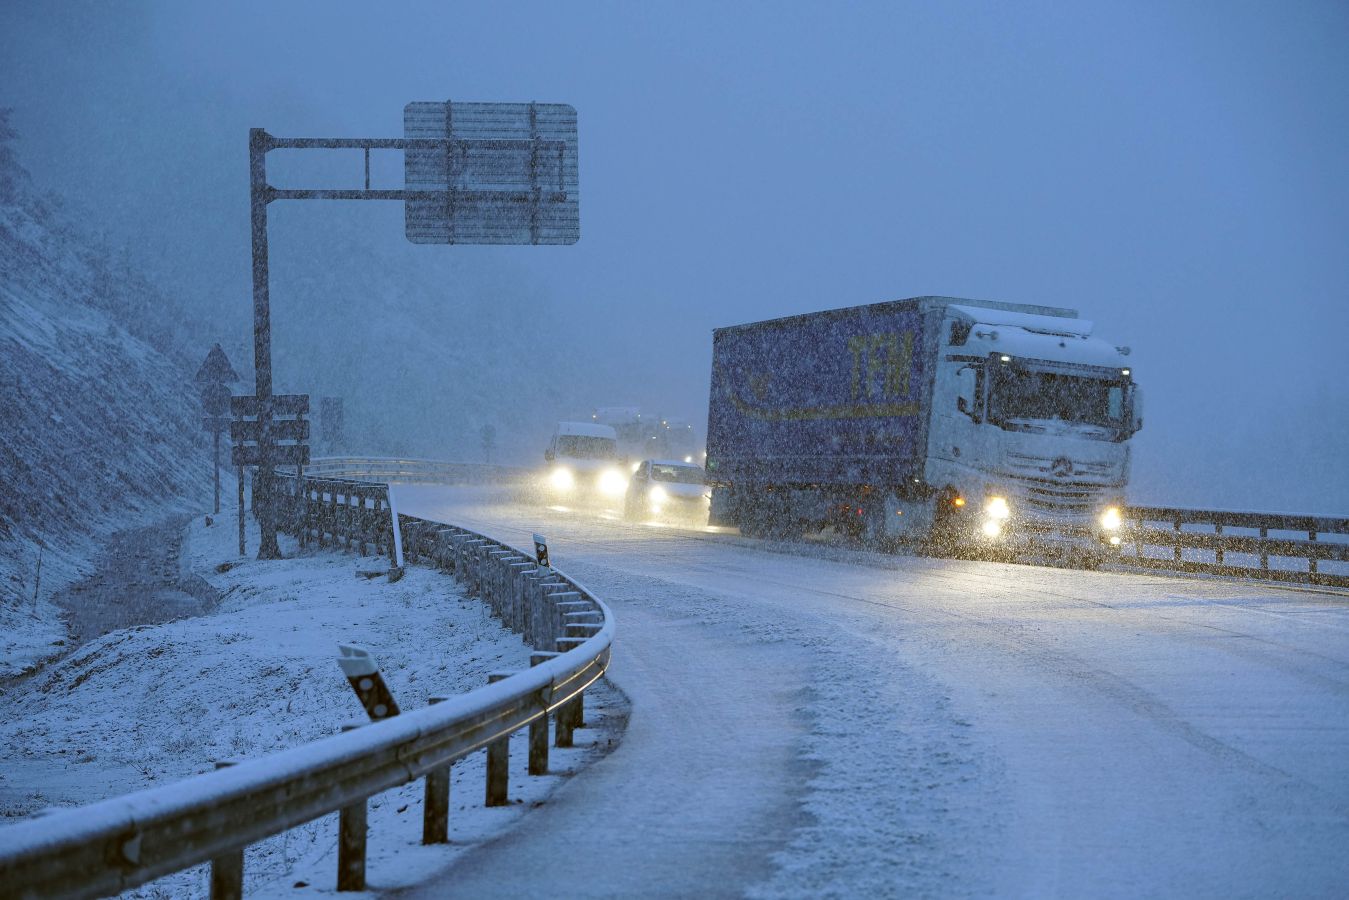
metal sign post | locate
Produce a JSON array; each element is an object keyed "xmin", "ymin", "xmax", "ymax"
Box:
[
  {"xmin": 244, "ymin": 101, "xmax": 579, "ymax": 559},
  {"xmin": 195, "ymin": 344, "xmax": 239, "ymax": 516}
]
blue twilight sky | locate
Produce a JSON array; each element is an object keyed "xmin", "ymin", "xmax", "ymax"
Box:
[{"xmin": 2, "ymin": 1, "xmax": 1346, "ymax": 510}]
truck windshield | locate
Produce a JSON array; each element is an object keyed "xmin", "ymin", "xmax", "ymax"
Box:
[
  {"xmin": 651, "ymin": 464, "xmax": 705, "ymax": 484},
  {"xmin": 988, "ymin": 367, "xmax": 1128, "ymax": 434},
  {"xmin": 556, "ymin": 435, "xmax": 617, "ymax": 459}
]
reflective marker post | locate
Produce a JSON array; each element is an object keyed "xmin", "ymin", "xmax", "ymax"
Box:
[
  {"xmin": 388, "ymin": 486, "xmax": 405, "ymax": 580},
  {"xmin": 337, "ymin": 645, "xmax": 401, "ymax": 722}
]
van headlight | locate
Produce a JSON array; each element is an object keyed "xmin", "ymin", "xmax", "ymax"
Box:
[
  {"xmin": 1100, "ymin": 506, "xmax": 1122, "ymax": 530},
  {"xmin": 598, "ymin": 468, "xmax": 627, "ymax": 497},
  {"xmin": 549, "ymin": 467, "xmax": 575, "ymax": 491},
  {"xmin": 649, "ymin": 485, "xmax": 669, "ymax": 506},
  {"xmin": 984, "ymin": 496, "xmax": 1011, "ymax": 520}
]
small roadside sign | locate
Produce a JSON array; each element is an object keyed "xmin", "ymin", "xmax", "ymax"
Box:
[
  {"xmin": 195, "ymin": 343, "xmax": 240, "ymax": 384},
  {"xmin": 533, "ymin": 533, "xmax": 549, "ymax": 568},
  {"xmin": 232, "ymin": 443, "xmax": 310, "ymax": 468},
  {"xmin": 229, "ymin": 418, "xmax": 311, "ymax": 444},
  {"xmin": 201, "ymin": 383, "xmax": 233, "ymax": 418},
  {"xmin": 230, "ymin": 394, "xmax": 310, "ymax": 418}
]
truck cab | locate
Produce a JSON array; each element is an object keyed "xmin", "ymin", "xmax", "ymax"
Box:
[{"xmin": 909, "ymin": 304, "xmax": 1142, "ymax": 555}]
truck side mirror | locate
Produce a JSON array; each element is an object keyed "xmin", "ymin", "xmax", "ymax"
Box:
[
  {"xmin": 544, "ymin": 447, "xmax": 554, "ymax": 462},
  {"xmin": 1130, "ymin": 387, "xmax": 1144, "ymax": 434},
  {"xmin": 955, "ymin": 366, "xmax": 977, "ymax": 421}
]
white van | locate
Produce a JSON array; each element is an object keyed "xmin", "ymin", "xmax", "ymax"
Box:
[{"xmin": 543, "ymin": 422, "xmax": 627, "ymax": 501}]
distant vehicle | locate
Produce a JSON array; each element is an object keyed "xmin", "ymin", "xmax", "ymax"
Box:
[
  {"xmin": 625, "ymin": 460, "xmax": 709, "ymax": 523},
  {"xmin": 705, "ymin": 295, "xmax": 1142, "ymax": 560},
  {"xmin": 591, "ymin": 407, "xmax": 702, "ymax": 465},
  {"xmin": 543, "ymin": 422, "xmax": 628, "ymax": 502},
  {"xmin": 651, "ymin": 418, "xmax": 700, "ymax": 464},
  {"xmin": 591, "ymin": 407, "xmax": 654, "ymax": 461}
]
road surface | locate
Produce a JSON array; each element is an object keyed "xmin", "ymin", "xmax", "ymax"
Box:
[{"xmin": 393, "ymin": 485, "xmax": 1349, "ymax": 898}]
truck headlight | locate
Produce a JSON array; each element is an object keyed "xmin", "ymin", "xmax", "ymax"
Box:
[
  {"xmin": 598, "ymin": 468, "xmax": 627, "ymax": 497},
  {"xmin": 984, "ymin": 496, "xmax": 1011, "ymax": 520},
  {"xmin": 1100, "ymin": 506, "xmax": 1122, "ymax": 530},
  {"xmin": 549, "ymin": 467, "xmax": 575, "ymax": 491},
  {"xmin": 649, "ymin": 485, "xmax": 669, "ymax": 507}
]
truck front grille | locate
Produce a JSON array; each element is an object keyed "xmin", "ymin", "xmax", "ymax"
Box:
[
  {"xmin": 1015, "ymin": 477, "xmax": 1103, "ymax": 519},
  {"xmin": 1006, "ymin": 452, "xmax": 1114, "ymax": 479}
]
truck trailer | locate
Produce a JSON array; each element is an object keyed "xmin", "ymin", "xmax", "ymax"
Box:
[{"xmin": 705, "ymin": 296, "xmax": 1142, "ymax": 558}]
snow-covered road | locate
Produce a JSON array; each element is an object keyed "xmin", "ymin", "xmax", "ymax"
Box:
[{"xmin": 395, "ymin": 484, "xmax": 1349, "ymax": 898}]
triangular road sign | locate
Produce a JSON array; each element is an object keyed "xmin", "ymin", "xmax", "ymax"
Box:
[{"xmin": 196, "ymin": 343, "xmax": 240, "ymax": 384}]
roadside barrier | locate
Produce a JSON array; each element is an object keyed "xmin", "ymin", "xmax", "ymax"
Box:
[
  {"xmin": 301, "ymin": 456, "xmax": 529, "ymax": 485},
  {"xmin": 0, "ymin": 473, "xmax": 613, "ymax": 898},
  {"xmin": 1120, "ymin": 506, "xmax": 1349, "ymax": 588},
  {"xmin": 302, "ymin": 455, "xmax": 1349, "ymax": 589}
]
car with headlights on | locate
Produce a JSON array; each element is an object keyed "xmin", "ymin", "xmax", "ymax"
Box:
[
  {"xmin": 625, "ymin": 459, "xmax": 710, "ymax": 524},
  {"xmin": 542, "ymin": 421, "xmax": 629, "ymax": 505}
]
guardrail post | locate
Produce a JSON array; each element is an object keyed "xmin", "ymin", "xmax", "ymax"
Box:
[
  {"xmin": 555, "ymin": 636, "xmax": 588, "ymax": 731},
  {"xmin": 508, "ymin": 561, "xmax": 532, "ymax": 632},
  {"xmin": 423, "ymin": 696, "xmax": 451, "ymax": 844},
  {"xmin": 541, "ymin": 583, "xmax": 571, "ymax": 651},
  {"xmin": 529, "ymin": 652, "xmax": 559, "ymax": 774},
  {"xmin": 488, "ymin": 551, "xmax": 514, "ymax": 619},
  {"xmin": 1260, "ymin": 526, "xmax": 1269, "ymax": 572},
  {"xmin": 1309, "ymin": 529, "xmax": 1319, "ymax": 582},
  {"xmin": 337, "ymin": 722, "xmax": 367, "ymax": 891},
  {"xmin": 486, "ymin": 673, "xmax": 510, "ymax": 806},
  {"xmin": 1173, "ymin": 516, "xmax": 1182, "ymax": 565},
  {"xmin": 530, "ymin": 573, "xmax": 554, "ymax": 644},
  {"xmin": 554, "ymin": 690, "xmax": 575, "ymax": 748},
  {"xmin": 209, "ymin": 760, "xmax": 244, "ymax": 900},
  {"xmin": 1215, "ymin": 522, "xmax": 1224, "ymax": 567}
]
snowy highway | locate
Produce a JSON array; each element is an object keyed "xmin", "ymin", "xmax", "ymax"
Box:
[{"xmin": 394, "ymin": 484, "xmax": 1349, "ymax": 898}]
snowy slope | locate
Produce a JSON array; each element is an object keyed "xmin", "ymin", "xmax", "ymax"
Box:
[
  {"xmin": 0, "ymin": 117, "xmax": 214, "ymax": 676},
  {"xmin": 0, "ymin": 516, "xmax": 624, "ymax": 897}
]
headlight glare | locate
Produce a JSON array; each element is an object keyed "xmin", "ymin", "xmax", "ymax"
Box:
[
  {"xmin": 549, "ymin": 467, "xmax": 575, "ymax": 491},
  {"xmin": 598, "ymin": 468, "xmax": 627, "ymax": 497},
  {"xmin": 984, "ymin": 496, "xmax": 1011, "ymax": 520},
  {"xmin": 1100, "ymin": 506, "xmax": 1122, "ymax": 530}
]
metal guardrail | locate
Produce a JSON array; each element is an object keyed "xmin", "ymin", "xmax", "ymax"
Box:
[
  {"xmin": 301, "ymin": 456, "xmax": 530, "ymax": 485},
  {"xmin": 302, "ymin": 457, "xmax": 1349, "ymax": 589},
  {"xmin": 1119, "ymin": 506, "xmax": 1349, "ymax": 588},
  {"xmin": 0, "ymin": 474, "xmax": 614, "ymax": 899}
]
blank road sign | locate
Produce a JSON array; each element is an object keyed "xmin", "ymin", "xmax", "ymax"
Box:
[
  {"xmin": 404, "ymin": 101, "xmax": 579, "ymax": 245},
  {"xmin": 230, "ymin": 394, "xmax": 310, "ymax": 418}
]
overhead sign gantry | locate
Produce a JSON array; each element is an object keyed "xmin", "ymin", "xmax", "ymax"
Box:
[{"xmin": 244, "ymin": 101, "xmax": 580, "ymax": 557}]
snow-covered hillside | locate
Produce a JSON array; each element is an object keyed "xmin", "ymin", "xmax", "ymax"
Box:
[{"xmin": 0, "ymin": 111, "xmax": 213, "ymax": 675}]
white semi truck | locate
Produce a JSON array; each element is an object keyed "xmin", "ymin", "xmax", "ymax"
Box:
[{"xmin": 706, "ymin": 295, "xmax": 1143, "ymax": 559}]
